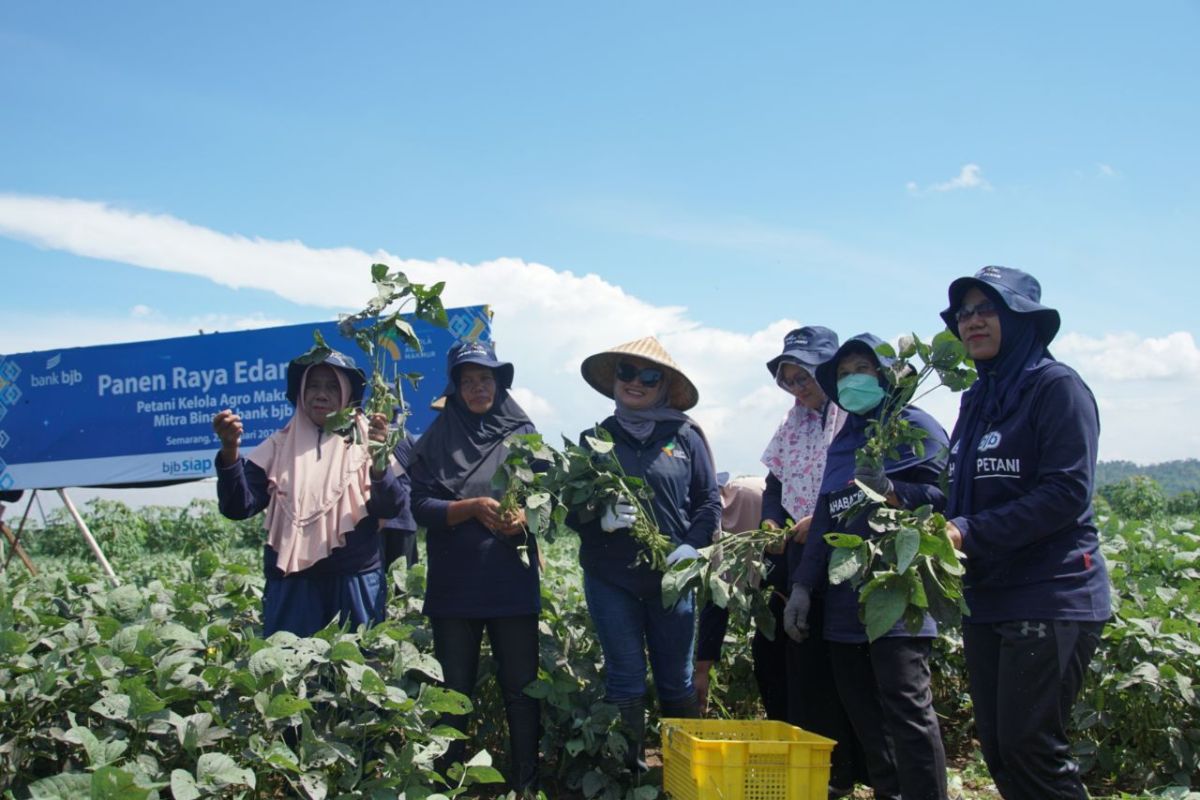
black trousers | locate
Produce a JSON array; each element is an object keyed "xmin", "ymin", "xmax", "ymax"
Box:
[
  {"xmin": 964, "ymin": 620, "xmax": 1103, "ymax": 800},
  {"xmin": 751, "ymin": 591, "xmax": 790, "ymax": 721},
  {"xmin": 431, "ymin": 615, "xmax": 540, "ymax": 789},
  {"xmin": 829, "ymin": 637, "xmax": 947, "ymax": 800},
  {"xmin": 784, "ymin": 598, "xmax": 869, "ymax": 794}
]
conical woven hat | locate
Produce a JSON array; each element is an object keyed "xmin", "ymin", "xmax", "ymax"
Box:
[{"xmin": 580, "ymin": 336, "xmax": 699, "ymax": 411}]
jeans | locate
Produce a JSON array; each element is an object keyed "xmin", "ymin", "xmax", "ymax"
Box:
[
  {"xmin": 583, "ymin": 570, "xmax": 696, "ymax": 703},
  {"xmin": 964, "ymin": 620, "xmax": 1103, "ymax": 800},
  {"xmin": 431, "ymin": 615, "xmax": 540, "ymax": 790}
]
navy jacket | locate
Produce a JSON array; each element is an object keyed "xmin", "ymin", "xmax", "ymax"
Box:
[
  {"xmin": 215, "ymin": 453, "xmax": 404, "ymax": 579},
  {"xmin": 575, "ymin": 417, "xmax": 722, "ymax": 598},
  {"xmin": 948, "ymin": 362, "xmax": 1110, "ymax": 623},
  {"xmin": 409, "ymin": 421, "xmax": 541, "ymax": 618},
  {"xmin": 793, "ymin": 408, "xmax": 948, "ymax": 644}
]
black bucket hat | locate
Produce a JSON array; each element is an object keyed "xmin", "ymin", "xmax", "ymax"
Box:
[
  {"xmin": 940, "ymin": 265, "xmax": 1061, "ymax": 345},
  {"xmin": 285, "ymin": 349, "xmax": 367, "ymax": 407},
  {"xmin": 815, "ymin": 333, "xmax": 895, "ymax": 407},
  {"xmin": 765, "ymin": 326, "xmax": 840, "ymax": 380},
  {"xmin": 443, "ymin": 340, "xmax": 514, "ymax": 396}
]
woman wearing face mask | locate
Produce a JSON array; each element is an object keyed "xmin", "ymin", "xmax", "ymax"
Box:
[
  {"xmin": 785, "ymin": 333, "xmax": 950, "ymax": 800},
  {"xmin": 575, "ymin": 336, "xmax": 722, "ymax": 773},
  {"xmin": 212, "ymin": 350, "xmax": 404, "ymax": 637},
  {"xmin": 940, "ymin": 267, "xmax": 1109, "ymax": 800},
  {"xmin": 407, "ymin": 340, "xmax": 542, "ymax": 793},
  {"xmin": 693, "ymin": 327, "xmax": 866, "ymax": 797}
]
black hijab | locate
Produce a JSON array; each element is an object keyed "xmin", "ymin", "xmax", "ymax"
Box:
[
  {"xmin": 413, "ymin": 377, "xmax": 532, "ymax": 500},
  {"xmin": 948, "ymin": 297, "xmax": 1054, "ymax": 517}
]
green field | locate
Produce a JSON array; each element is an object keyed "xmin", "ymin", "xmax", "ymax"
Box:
[{"xmin": 2, "ymin": 493, "xmax": 1198, "ymax": 799}]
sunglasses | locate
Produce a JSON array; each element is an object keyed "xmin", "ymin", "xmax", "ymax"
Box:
[
  {"xmin": 615, "ymin": 362, "xmax": 664, "ymax": 387},
  {"xmin": 955, "ymin": 300, "xmax": 999, "ymax": 323},
  {"xmin": 776, "ymin": 369, "xmax": 813, "ymax": 389}
]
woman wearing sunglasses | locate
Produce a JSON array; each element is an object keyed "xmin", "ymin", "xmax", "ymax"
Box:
[
  {"xmin": 576, "ymin": 336, "xmax": 722, "ymax": 773},
  {"xmin": 940, "ymin": 267, "xmax": 1109, "ymax": 800}
]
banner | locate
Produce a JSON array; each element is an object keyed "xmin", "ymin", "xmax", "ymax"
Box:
[{"xmin": 0, "ymin": 307, "xmax": 490, "ymax": 490}]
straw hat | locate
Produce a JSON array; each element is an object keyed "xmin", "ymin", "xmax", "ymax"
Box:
[{"xmin": 580, "ymin": 336, "xmax": 700, "ymax": 411}]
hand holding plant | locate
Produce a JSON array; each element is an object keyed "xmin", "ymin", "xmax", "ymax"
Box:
[{"xmin": 824, "ymin": 331, "xmax": 976, "ymax": 641}]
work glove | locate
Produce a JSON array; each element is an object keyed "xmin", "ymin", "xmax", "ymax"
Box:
[
  {"xmin": 666, "ymin": 543, "xmax": 701, "ymax": 567},
  {"xmin": 854, "ymin": 463, "xmax": 893, "ymax": 500},
  {"xmin": 601, "ymin": 499, "xmax": 638, "ymax": 532},
  {"xmin": 783, "ymin": 585, "xmax": 812, "ymax": 643}
]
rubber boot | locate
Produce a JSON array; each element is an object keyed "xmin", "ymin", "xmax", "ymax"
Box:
[
  {"xmin": 614, "ymin": 697, "xmax": 648, "ymax": 773},
  {"xmin": 660, "ymin": 692, "xmax": 701, "ymax": 720}
]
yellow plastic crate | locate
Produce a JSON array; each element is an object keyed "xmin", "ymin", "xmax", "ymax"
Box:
[{"xmin": 661, "ymin": 718, "xmax": 836, "ymax": 800}]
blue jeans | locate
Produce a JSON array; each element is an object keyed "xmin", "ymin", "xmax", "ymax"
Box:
[{"xmin": 583, "ymin": 570, "xmax": 695, "ymax": 703}]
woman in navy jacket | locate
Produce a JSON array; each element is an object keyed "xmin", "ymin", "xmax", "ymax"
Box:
[
  {"xmin": 575, "ymin": 336, "xmax": 722, "ymax": 772},
  {"xmin": 408, "ymin": 340, "xmax": 541, "ymax": 792},
  {"xmin": 786, "ymin": 333, "xmax": 949, "ymax": 800},
  {"xmin": 941, "ymin": 266, "xmax": 1110, "ymax": 800}
]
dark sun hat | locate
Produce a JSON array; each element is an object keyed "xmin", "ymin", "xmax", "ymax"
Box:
[
  {"xmin": 765, "ymin": 326, "xmax": 840, "ymax": 379},
  {"xmin": 285, "ymin": 349, "xmax": 367, "ymax": 407},
  {"xmin": 941, "ymin": 265, "xmax": 1061, "ymax": 345}
]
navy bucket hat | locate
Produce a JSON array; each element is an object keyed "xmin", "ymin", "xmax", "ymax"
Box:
[
  {"xmin": 443, "ymin": 340, "xmax": 514, "ymax": 395},
  {"xmin": 815, "ymin": 333, "xmax": 895, "ymax": 408},
  {"xmin": 285, "ymin": 350, "xmax": 367, "ymax": 407},
  {"xmin": 941, "ymin": 265, "xmax": 1061, "ymax": 345},
  {"xmin": 765, "ymin": 326, "xmax": 840, "ymax": 379}
]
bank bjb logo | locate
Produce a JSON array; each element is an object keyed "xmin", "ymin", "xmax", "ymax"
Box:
[{"xmin": 978, "ymin": 431, "xmax": 1002, "ymax": 452}]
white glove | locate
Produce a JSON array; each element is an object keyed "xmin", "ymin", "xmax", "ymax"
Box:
[
  {"xmin": 783, "ymin": 585, "xmax": 812, "ymax": 643},
  {"xmin": 601, "ymin": 500, "xmax": 637, "ymax": 532},
  {"xmin": 666, "ymin": 544, "xmax": 701, "ymax": 567}
]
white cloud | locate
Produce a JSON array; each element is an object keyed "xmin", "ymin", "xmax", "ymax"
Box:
[
  {"xmin": 907, "ymin": 163, "xmax": 992, "ymax": 196},
  {"xmin": 0, "ymin": 193, "xmax": 800, "ymax": 474},
  {"xmin": 1056, "ymin": 331, "xmax": 1200, "ymax": 381},
  {"xmin": 1097, "ymin": 163, "xmax": 1118, "ymax": 178},
  {"xmin": 130, "ymin": 304, "xmax": 153, "ymax": 318},
  {"xmin": 0, "ymin": 192, "xmax": 1195, "ymax": 470}
]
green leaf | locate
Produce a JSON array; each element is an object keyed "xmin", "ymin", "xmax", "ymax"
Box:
[
  {"xmin": 28, "ymin": 773, "xmax": 92, "ymax": 800},
  {"xmin": 584, "ymin": 435, "xmax": 614, "ymax": 454},
  {"xmin": 420, "ymin": 685, "xmax": 473, "ymax": 715},
  {"xmin": 329, "ymin": 640, "xmax": 365, "ymax": 664},
  {"xmin": 0, "ymin": 629, "xmax": 28, "ymax": 656},
  {"xmin": 265, "ymin": 692, "xmax": 312, "ymax": 719},
  {"xmin": 864, "ymin": 581, "xmax": 908, "ymax": 642},
  {"xmin": 581, "ymin": 769, "xmax": 609, "ymax": 798},
  {"xmin": 128, "ymin": 684, "xmax": 166, "ymax": 717},
  {"xmin": 91, "ymin": 693, "xmax": 132, "ymax": 721},
  {"xmin": 875, "ymin": 341, "xmax": 897, "ymax": 359},
  {"xmin": 91, "ymin": 767, "xmax": 151, "ymax": 800},
  {"xmin": 894, "ymin": 527, "xmax": 921, "ymax": 574},
  {"xmin": 370, "ymin": 263, "xmax": 390, "ymax": 282},
  {"xmin": 824, "ymin": 532, "xmax": 864, "ymax": 549},
  {"xmin": 197, "ymin": 752, "xmax": 256, "ymax": 789},
  {"xmin": 170, "ymin": 770, "xmax": 201, "ymax": 800},
  {"xmin": 828, "ymin": 547, "xmax": 863, "ymax": 585}
]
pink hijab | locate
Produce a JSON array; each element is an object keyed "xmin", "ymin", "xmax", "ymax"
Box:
[
  {"xmin": 248, "ymin": 366, "xmax": 373, "ymax": 575},
  {"xmin": 760, "ymin": 399, "xmax": 844, "ymax": 521}
]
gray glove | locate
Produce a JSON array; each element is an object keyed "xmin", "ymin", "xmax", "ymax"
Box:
[
  {"xmin": 666, "ymin": 543, "xmax": 701, "ymax": 567},
  {"xmin": 601, "ymin": 499, "xmax": 637, "ymax": 532},
  {"xmin": 854, "ymin": 463, "xmax": 893, "ymax": 499},
  {"xmin": 783, "ymin": 585, "xmax": 812, "ymax": 643}
]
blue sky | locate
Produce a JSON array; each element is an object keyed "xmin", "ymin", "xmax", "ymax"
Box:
[{"xmin": 1, "ymin": 2, "xmax": 1198, "ymax": 497}]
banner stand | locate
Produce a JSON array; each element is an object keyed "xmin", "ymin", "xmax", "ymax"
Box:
[
  {"xmin": 0, "ymin": 492, "xmax": 38, "ymax": 578},
  {"xmin": 57, "ymin": 489, "xmax": 120, "ymax": 586}
]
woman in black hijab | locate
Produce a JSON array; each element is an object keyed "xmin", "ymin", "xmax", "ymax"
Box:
[{"xmin": 409, "ymin": 340, "xmax": 540, "ymax": 792}]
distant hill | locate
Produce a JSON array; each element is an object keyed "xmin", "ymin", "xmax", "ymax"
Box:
[{"xmin": 1096, "ymin": 459, "xmax": 1200, "ymax": 496}]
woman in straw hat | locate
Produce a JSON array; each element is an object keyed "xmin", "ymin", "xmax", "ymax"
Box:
[
  {"xmin": 212, "ymin": 349, "xmax": 404, "ymax": 637},
  {"xmin": 407, "ymin": 340, "xmax": 542, "ymax": 792},
  {"xmin": 576, "ymin": 336, "xmax": 722, "ymax": 772},
  {"xmin": 940, "ymin": 267, "xmax": 1109, "ymax": 800}
]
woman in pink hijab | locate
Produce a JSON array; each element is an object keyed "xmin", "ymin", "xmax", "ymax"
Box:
[{"xmin": 212, "ymin": 350, "xmax": 405, "ymax": 637}]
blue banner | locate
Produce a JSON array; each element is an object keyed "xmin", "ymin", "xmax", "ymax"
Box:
[{"xmin": 0, "ymin": 307, "xmax": 490, "ymax": 490}]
